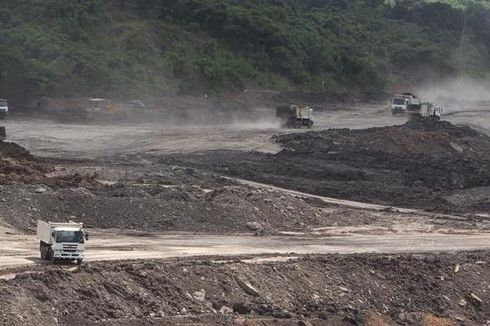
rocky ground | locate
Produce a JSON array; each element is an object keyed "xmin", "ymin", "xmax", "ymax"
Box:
[
  {"xmin": 0, "ymin": 106, "xmax": 489, "ymax": 325},
  {"xmin": 0, "ymin": 251, "xmax": 488, "ymax": 325},
  {"xmin": 0, "ymin": 119, "xmax": 489, "ymax": 234},
  {"xmin": 160, "ymin": 120, "xmax": 490, "ymax": 213},
  {"xmin": 1, "ymin": 160, "xmax": 488, "ymax": 234},
  {"xmin": 0, "ymin": 141, "xmax": 96, "ymax": 187}
]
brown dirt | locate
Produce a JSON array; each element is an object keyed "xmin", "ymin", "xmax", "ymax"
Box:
[
  {"xmin": 0, "ymin": 141, "xmax": 97, "ymax": 187},
  {"xmin": 0, "ymin": 168, "xmax": 398, "ymax": 233},
  {"xmin": 2, "ymin": 162, "xmax": 487, "ymax": 234},
  {"xmin": 1, "ymin": 103, "xmax": 488, "ymax": 326},
  {"xmin": 0, "ymin": 133, "xmax": 488, "ymax": 234},
  {"xmin": 160, "ymin": 120, "xmax": 490, "ymax": 213},
  {"xmin": 0, "ymin": 251, "xmax": 488, "ymax": 325}
]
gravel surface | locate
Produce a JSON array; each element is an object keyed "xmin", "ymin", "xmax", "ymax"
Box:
[{"xmin": 0, "ymin": 251, "xmax": 488, "ymax": 325}]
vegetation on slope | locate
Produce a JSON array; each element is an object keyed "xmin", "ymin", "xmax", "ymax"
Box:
[{"xmin": 0, "ymin": 0, "xmax": 489, "ymax": 104}]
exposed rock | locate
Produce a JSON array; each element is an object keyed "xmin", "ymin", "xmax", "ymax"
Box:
[
  {"xmin": 246, "ymin": 222, "xmax": 262, "ymax": 231},
  {"xmin": 235, "ymin": 277, "xmax": 260, "ymax": 297}
]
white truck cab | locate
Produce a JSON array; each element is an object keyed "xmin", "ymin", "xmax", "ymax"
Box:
[
  {"xmin": 391, "ymin": 97, "xmax": 409, "ymax": 113},
  {"xmin": 37, "ymin": 220, "xmax": 89, "ymax": 265},
  {"xmin": 0, "ymin": 99, "xmax": 8, "ymax": 120},
  {"xmin": 391, "ymin": 93, "xmax": 420, "ymax": 115}
]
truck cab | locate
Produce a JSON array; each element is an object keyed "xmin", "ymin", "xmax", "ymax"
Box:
[
  {"xmin": 0, "ymin": 99, "xmax": 8, "ymax": 120},
  {"xmin": 37, "ymin": 221, "xmax": 88, "ymax": 265},
  {"xmin": 391, "ymin": 97, "xmax": 409, "ymax": 114},
  {"xmin": 391, "ymin": 93, "xmax": 420, "ymax": 115}
]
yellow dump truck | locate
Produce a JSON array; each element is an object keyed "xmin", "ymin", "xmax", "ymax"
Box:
[{"xmin": 276, "ymin": 105, "xmax": 314, "ymax": 129}]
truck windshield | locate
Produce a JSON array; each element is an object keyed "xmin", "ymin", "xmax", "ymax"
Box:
[
  {"xmin": 392, "ymin": 99, "xmax": 406, "ymax": 105},
  {"xmin": 56, "ymin": 231, "xmax": 84, "ymax": 243},
  {"xmin": 0, "ymin": 99, "xmax": 7, "ymax": 106}
]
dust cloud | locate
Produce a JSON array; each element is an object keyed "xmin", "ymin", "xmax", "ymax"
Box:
[{"xmin": 416, "ymin": 76, "xmax": 490, "ymax": 111}]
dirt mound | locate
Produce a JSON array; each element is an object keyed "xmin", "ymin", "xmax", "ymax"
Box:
[
  {"xmin": 0, "ymin": 141, "xmax": 54, "ymax": 185},
  {"xmin": 0, "ymin": 251, "xmax": 488, "ymax": 325},
  {"xmin": 277, "ymin": 119, "xmax": 488, "ymax": 160},
  {"xmin": 0, "ymin": 181, "xmax": 360, "ymax": 233},
  {"xmin": 0, "ymin": 141, "xmax": 97, "ymax": 187},
  {"xmin": 161, "ymin": 120, "xmax": 490, "ymax": 212},
  {"xmin": 0, "ymin": 142, "xmax": 33, "ymax": 161},
  {"xmin": 2, "ymin": 163, "xmax": 486, "ymax": 233}
]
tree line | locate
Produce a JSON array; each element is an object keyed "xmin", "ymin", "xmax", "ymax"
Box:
[{"xmin": 0, "ymin": 0, "xmax": 489, "ymax": 105}]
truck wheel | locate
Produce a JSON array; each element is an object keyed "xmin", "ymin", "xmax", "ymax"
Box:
[
  {"xmin": 76, "ymin": 259, "xmax": 83, "ymax": 265},
  {"xmin": 40, "ymin": 242, "xmax": 48, "ymax": 260},
  {"xmin": 295, "ymin": 120, "xmax": 302, "ymax": 129},
  {"xmin": 47, "ymin": 248, "xmax": 54, "ymax": 262}
]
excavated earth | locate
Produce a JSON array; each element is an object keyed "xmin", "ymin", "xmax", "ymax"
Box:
[
  {"xmin": 160, "ymin": 120, "xmax": 490, "ymax": 213},
  {"xmin": 0, "ymin": 251, "xmax": 488, "ymax": 325},
  {"xmin": 0, "ymin": 141, "xmax": 96, "ymax": 187},
  {"xmin": 0, "ymin": 114, "xmax": 489, "ymax": 326},
  {"xmin": 1, "ymin": 161, "xmax": 488, "ymax": 234},
  {"xmin": 1, "ymin": 119, "xmax": 489, "ymax": 233}
]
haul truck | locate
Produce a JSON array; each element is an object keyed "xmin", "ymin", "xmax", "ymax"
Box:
[
  {"xmin": 276, "ymin": 104, "xmax": 314, "ymax": 128},
  {"xmin": 391, "ymin": 93, "xmax": 420, "ymax": 115},
  {"xmin": 407, "ymin": 102, "xmax": 443, "ymax": 121},
  {"xmin": 0, "ymin": 98, "xmax": 8, "ymax": 120},
  {"xmin": 37, "ymin": 220, "xmax": 89, "ymax": 265}
]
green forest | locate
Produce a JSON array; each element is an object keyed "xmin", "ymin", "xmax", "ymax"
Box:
[{"xmin": 1, "ymin": 0, "xmax": 489, "ymax": 104}]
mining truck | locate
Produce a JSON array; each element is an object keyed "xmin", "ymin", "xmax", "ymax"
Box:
[
  {"xmin": 0, "ymin": 99, "xmax": 8, "ymax": 120},
  {"xmin": 37, "ymin": 220, "xmax": 89, "ymax": 265},
  {"xmin": 407, "ymin": 102, "xmax": 442, "ymax": 121},
  {"xmin": 276, "ymin": 105, "xmax": 314, "ymax": 128},
  {"xmin": 391, "ymin": 93, "xmax": 420, "ymax": 115}
]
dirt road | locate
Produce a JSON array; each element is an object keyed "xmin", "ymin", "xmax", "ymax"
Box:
[
  {"xmin": 7, "ymin": 105, "xmax": 489, "ymax": 159},
  {"xmin": 1, "ymin": 227, "xmax": 489, "ymax": 271},
  {"xmin": 228, "ymin": 177, "xmax": 415, "ymax": 212}
]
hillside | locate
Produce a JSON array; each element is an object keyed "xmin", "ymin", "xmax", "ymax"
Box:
[
  {"xmin": 1, "ymin": 0, "xmax": 490, "ymax": 105},
  {"xmin": 424, "ymin": 0, "xmax": 490, "ymax": 9}
]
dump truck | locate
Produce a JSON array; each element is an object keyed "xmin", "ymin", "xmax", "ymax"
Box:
[
  {"xmin": 276, "ymin": 105, "xmax": 314, "ymax": 128},
  {"xmin": 0, "ymin": 99, "xmax": 8, "ymax": 120},
  {"xmin": 37, "ymin": 220, "xmax": 89, "ymax": 265},
  {"xmin": 391, "ymin": 93, "xmax": 420, "ymax": 115},
  {"xmin": 407, "ymin": 102, "xmax": 443, "ymax": 121}
]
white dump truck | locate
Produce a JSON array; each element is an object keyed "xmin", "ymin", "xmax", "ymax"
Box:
[
  {"xmin": 391, "ymin": 93, "xmax": 420, "ymax": 115},
  {"xmin": 37, "ymin": 220, "xmax": 88, "ymax": 264},
  {"xmin": 407, "ymin": 102, "xmax": 443, "ymax": 120},
  {"xmin": 0, "ymin": 98, "xmax": 8, "ymax": 120}
]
